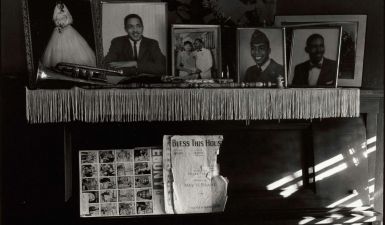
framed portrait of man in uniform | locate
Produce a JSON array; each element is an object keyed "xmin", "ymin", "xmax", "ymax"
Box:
[
  {"xmin": 171, "ymin": 24, "xmax": 221, "ymax": 80},
  {"xmin": 92, "ymin": 1, "xmax": 167, "ymax": 83},
  {"xmin": 287, "ymin": 26, "xmax": 342, "ymax": 88},
  {"xmin": 237, "ymin": 27, "xmax": 286, "ymax": 85}
]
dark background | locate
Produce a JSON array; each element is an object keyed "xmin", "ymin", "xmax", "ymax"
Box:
[
  {"xmin": 1, "ymin": 0, "xmax": 384, "ymax": 88},
  {"xmin": 0, "ymin": 0, "xmax": 384, "ymax": 225}
]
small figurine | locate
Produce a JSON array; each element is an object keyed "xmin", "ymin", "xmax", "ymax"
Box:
[{"xmin": 276, "ymin": 75, "xmax": 284, "ymax": 88}]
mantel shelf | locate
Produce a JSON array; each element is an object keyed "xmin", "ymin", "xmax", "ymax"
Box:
[{"xmin": 26, "ymin": 87, "xmax": 360, "ymax": 123}]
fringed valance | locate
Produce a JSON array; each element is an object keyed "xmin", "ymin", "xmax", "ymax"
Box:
[{"xmin": 26, "ymin": 88, "xmax": 360, "ymax": 123}]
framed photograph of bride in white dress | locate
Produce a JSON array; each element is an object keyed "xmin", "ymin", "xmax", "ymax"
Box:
[
  {"xmin": 21, "ymin": 0, "xmax": 97, "ymax": 87},
  {"xmin": 171, "ymin": 24, "xmax": 221, "ymax": 80}
]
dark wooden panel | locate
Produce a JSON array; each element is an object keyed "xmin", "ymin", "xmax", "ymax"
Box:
[{"xmin": 312, "ymin": 118, "xmax": 369, "ymax": 207}]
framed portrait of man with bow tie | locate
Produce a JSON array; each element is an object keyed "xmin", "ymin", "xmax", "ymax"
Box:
[{"xmin": 288, "ymin": 26, "xmax": 342, "ymax": 88}]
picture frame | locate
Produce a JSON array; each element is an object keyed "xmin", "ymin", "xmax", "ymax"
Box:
[
  {"xmin": 275, "ymin": 15, "xmax": 367, "ymax": 87},
  {"xmin": 91, "ymin": 1, "xmax": 168, "ymax": 82},
  {"xmin": 171, "ymin": 24, "xmax": 222, "ymax": 79},
  {"xmin": 21, "ymin": 0, "xmax": 96, "ymax": 88},
  {"xmin": 237, "ymin": 27, "xmax": 287, "ymax": 85},
  {"xmin": 287, "ymin": 26, "xmax": 342, "ymax": 88}
]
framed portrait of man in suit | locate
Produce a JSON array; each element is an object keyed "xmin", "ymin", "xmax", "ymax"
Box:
[
  {"xmin": 92, "ymin": 1, "xmax": 167, "ymax": 83},
  {"xmin": 237, "ymin": 28, "xmax": 286, "ymax": 85},
  {"xmin": 287, "ymin": 27, "xmax": 342, "ymax": 88},
  {"xmin": 275, "ymin": 15, "xmax": 366, "ymax": 87}
]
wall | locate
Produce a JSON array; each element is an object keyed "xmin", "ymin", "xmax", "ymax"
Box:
[
  {"xmin": 0, "ymin": 0, "xmax": 383, "ymax": 224},
  {"xmin": 277, "ymin": 0, "xmax": 384, "ymax": 89},
  {"xmin": 1, "ymin": 0, "xmax": 384, "ymax": 89},
  {"xmin": 1, "ymin": 0, "xmax": 27, "ymax": 78}
]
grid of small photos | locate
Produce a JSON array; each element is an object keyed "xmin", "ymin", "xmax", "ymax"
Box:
[{"xmin": 79, "ymin": 149, "xmax": 154, "ymax": 217}]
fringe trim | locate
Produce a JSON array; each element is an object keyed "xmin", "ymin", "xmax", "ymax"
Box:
[{"xmin": 26, "ymin": 88, "xmax": 360, "ymax": 123}]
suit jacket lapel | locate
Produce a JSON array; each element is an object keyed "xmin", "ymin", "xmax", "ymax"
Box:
[{"xmin": 304, "ymin": 61, "xmax": 312, "ymax": 83}]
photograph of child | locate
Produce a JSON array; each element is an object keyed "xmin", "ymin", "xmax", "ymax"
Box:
[
  {"xmin": 100, "ymin": 177, "xmax": 117, "ymax": 190},
  {"xmin": 136, "ymin": 189, "xmax": 152, "ymax": 201},
  {"xmin": 134, "ymin": 149, "xmax": 150, "ymax": 162},
  {"xmin": 100, "ymin": 164, "xmax": 116, "ymax": 176},
  {"xmin": 82, "ymin": 178, "xmax": 98, "ymax": 191},
  {"xmin": 88, "ymin": 205, "xmax": 100, "ymax": 216},
  {"xmin": 118, "ymin": 189, "xmax": 135, "ymax": 202},
  {"xmin": 136, "ymin": 202, "xmax": 153, "ymax": 214},
  {"xmin": 84, "ymin": 191, "xmax": 99, "ymax": 203},
  {"xmin": 81, "ymin": 164, "xmax": 98, "ymax": 177},
  {"xmin": 135, "ymin": 176, "xmax": 152, "ymax": 188},
  {"xmin": 99, "ymin": 151, "xmax": 115, "ymax": 163},
  {"xmin": 116, "ymin": 149, "xmax": 133, "ymax": 162},
  {"xmin": 134, "ymin": 162, "xmax": 151, "ymax": 175},
  {"xmin": 100, "ymin": 190, "xmax": 117, "ymax": 203},
  {"xmin": 101, "ymin": 203, "xmax": 117, "ymax": 216},
  {"xmin": 118, "ymin": 176, "xmax": 134, "ymax": 189},
  {"xmin": 117, "ymin": 163, "xmax": 134, "ymax": 176},
  {"xmin": 81, "ymin": 151, "xmax": 98, "ymax": 164},
  {"xmin": 119, "ymin": 202, "xmax": 136, "ymax": 216}
]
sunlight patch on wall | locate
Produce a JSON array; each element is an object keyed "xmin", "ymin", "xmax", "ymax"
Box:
[
  {"xmin": 366, "ymin": 136, "xmax": 376, "ymax": 145},
  {"xmin": 279, "ymin": 180, "xmax": 303, "ymax": 198},
  {"xmin": 266, "ymin": 170, "xmax": 302, "ymax": 190},
  {"xmin": 346, "ymin": 199, "xmax": 364, "ymax": 207},
  {"xmin": 315, "ymin": 218, "xmax": 333, "ymax": 224},
  {"xmin": 315, "ymin": 163, "xmax": 348, "ymax": 181},
  {"xmin": 344, "ymin": 214, "xmax": 364, "ymax": 223},
  {"xmin": 327, "ymin": 191, "xmax": 359, "ymax": 208},
  {"xmin": 314, "ymin": 154, "xmax": 344, "ymax": 172},
  {"xmin": 299, "ymin": 216, "xmax": 315, "ymax": 224},
  {"xmin": 365, "ymin": 216, "xmax": 378, "ymax": 222},
  {"xmin": 363, "ymin": 136, "xmax": 377, "ymax": 158}
]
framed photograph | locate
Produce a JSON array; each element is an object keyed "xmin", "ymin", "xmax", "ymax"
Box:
[
  {"xmin": 237, "ymin": 28, "xmax": 286, "ymax": 85},
  {"xmin": 21, "ymin": 0, "xmax": 96, "ymax": 87},
  {"xmin": 92, "ymin": 1, "xmax": 167, "ymax": 80},
  {"xmin": 171, "ymin": 24, "xmax": 221, "ymax": 79},
  {"xmin": 275, "ymin": 15, "xmax": 367, "ymax": 87},
  {"xmin": 287, "ymin": 27, "xmax": 342, "ymax": 88}
]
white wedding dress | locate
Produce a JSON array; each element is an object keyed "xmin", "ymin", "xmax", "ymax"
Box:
[{"xmin": 42, "ymin": 3, "xmax": 96, "ymax": 68}]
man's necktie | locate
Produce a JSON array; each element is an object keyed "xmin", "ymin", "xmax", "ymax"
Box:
[{"xmin": 133, "ymin": 41, "xmax": 138, "ymax": 60}]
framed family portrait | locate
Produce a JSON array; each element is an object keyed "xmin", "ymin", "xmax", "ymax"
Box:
[
  {"xmin": 275, "ymin": 15, "xmax": 367, "ymax": 87},
  {"xmin": 21, "ymin": 0, "xmax": 96, "ymax": 87},
  {"xmin": 287, "ymin": 27, "xmax": 342, "ymax": 88},
  {"xmin": 171, "ymin": 24, "xmax": 221, "ymax": 79},
  {"xmin": 92, "ymin": 1, "xmax": 168, "ymax": 82},
  {"xmin": 237, "ymin": 28, "xmax": 286, "ymax": 85}
]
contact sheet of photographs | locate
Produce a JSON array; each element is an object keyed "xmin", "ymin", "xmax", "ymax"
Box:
[{"xmin": 79, "ymin": 148, "xmax": 163, "ymax": 217}]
